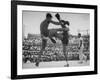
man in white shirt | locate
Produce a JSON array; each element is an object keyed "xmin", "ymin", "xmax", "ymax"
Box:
[{"xmin": 77, "ymin": 33, "xmax": 87, "ymax": 64}]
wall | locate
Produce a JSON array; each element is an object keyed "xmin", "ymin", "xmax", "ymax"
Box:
[{"xmin": 0, "ymin": 0, "xmax": 99, "ymax": 80}]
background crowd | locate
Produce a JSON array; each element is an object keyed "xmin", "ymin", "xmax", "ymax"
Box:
[{"xmin": 22, "ymin": 34, "xmax": 90, "ymax": 63}]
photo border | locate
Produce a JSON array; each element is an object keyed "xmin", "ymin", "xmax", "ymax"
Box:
[{"xmin": 11, "ymin": 0, "xmax": 98, "ymax": 79}]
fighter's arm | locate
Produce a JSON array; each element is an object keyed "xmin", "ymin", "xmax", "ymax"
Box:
[
  {"xmin": 56, "ymin": 27, "xmax": 69, "ymax": 31},
  {"xmin": 50, "ymin": 20, "xmax": 62, "ymax": 25}
]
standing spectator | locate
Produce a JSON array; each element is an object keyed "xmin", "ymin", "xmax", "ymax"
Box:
[{"xmin": 77, "ymin": 33, "xmax": 87, "ymax": 63}]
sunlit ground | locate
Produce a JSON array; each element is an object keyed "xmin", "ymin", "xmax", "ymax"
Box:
[{"xmin": 22, "ymin": 60, "xmax": 90, "ymax": 69}]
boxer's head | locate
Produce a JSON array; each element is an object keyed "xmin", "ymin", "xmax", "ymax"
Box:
[
  {"xmin": 46, "ymin": 13, "xmax": 52, "ymax": 20},
  {"xmin": 61, "ymin": 20, "xmax": 70, "ymax": 26}
]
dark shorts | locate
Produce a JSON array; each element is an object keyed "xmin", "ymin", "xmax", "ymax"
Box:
[
  {"xmin": 41, "ymin": 30, "xmax": 49, "ymax": 37},
  {"xmin": 41, "ymin": 30, "xmax": 69, "ymax": 45},
  {"xmin": 62, "ymin": 38, "xmax": 69, "ymax": 45},
  {"xmin": 41, "ymin": 29, "xmax": 57, "ymax": 38}
]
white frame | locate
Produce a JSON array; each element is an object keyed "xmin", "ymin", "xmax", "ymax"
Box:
[{"xmin": 17, "ymin": 5, "xmax": 94, "ymax": 75}]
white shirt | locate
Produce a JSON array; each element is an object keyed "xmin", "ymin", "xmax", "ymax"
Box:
[{"xmin": 77, "ymin": 37, "xmax": 84, "ymax": 48}]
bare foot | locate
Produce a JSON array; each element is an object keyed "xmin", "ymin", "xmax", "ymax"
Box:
[
  {"xmin": 35, "ymin": 61, "xmax": 39, "ymax": 67},
  {"xmin": 78, "ymin": 61, "xmax": 83, "ymax": 64},
  {"xmin": 64, "ymin": 64, "xmax": 69, "ymax": 67}
]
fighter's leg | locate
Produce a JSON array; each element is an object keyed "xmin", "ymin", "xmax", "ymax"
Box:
[
  {"xmin": 48, "ymin": 28, "xmax": 64, "ymax": 41},
  {"xmin": 54, "ymin": 28, "xmax": 69, "ymax": 32},
  {"xmin": 40, "ymin": 39, "xmax": 47, "ymax": 57},
  {"xmin": 62, "ymin": 44, "xmax": 69, "ymax": 67},
  {"xmin": 35, "ymin": 39, "xmax": 47, "ymax": 67},
  {"xmin": 48, "ymin": 29, "xmax": 57, "ymax": 43},
  {"xmin": 55, "ymin": 33, "xmax": 63, "ymax": 40}
]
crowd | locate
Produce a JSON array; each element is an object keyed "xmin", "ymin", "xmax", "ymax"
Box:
[{"xmin": 22, "ymin": 35, "xmax": 90, "ymax": 63}]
